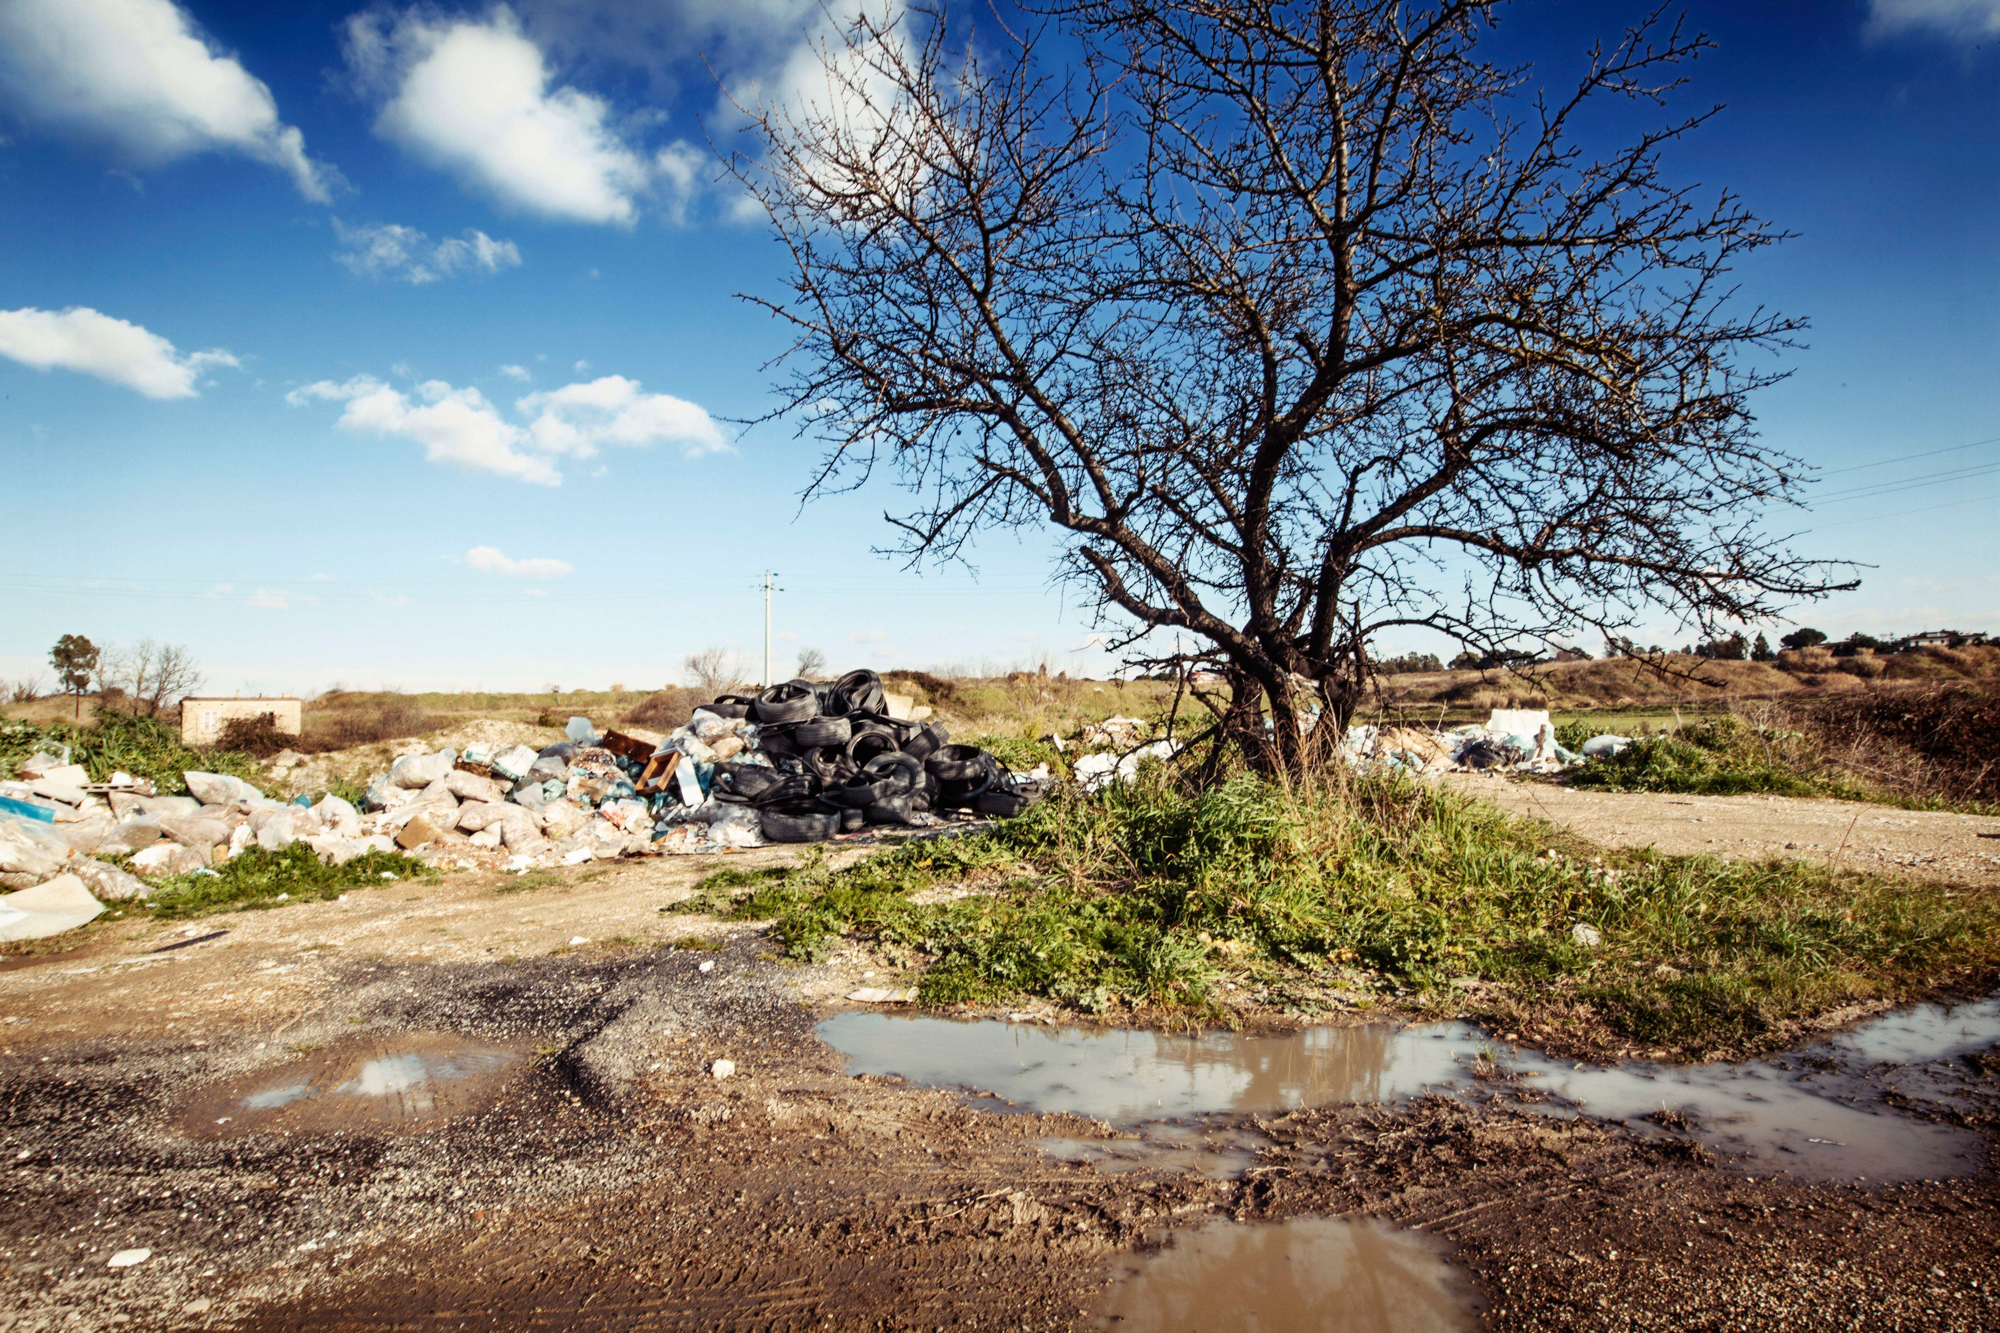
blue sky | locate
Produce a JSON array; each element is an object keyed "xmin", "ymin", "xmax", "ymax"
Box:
[{"xmin": 1, "ymin": 0, "xmax": 1996, "ymax": 695}]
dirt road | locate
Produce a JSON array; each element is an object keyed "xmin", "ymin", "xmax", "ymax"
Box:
[
  {"xmin": 1447, "ymin": 774, "xmax": 2000, "ymax": 888},
  {"xmin": 2, "ymin": 849, "xmax": 1997, "ymax": 1330}
]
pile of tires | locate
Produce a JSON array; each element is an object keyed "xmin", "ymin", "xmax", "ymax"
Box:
[{"xmin": 704, "ymin": 669, "xmax": 1046, "ymax": 844}]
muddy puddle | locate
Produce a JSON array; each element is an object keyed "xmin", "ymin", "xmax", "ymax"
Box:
[
  {"xmin": 181, "ymin": 1033, "xmax": 527, "ymax": 1138},
  {"xmin": 1094, "ymin": 1215, "xmax": 1477, "ymax": 1332},
  {"xmin": 819, "ymin": 996, "xmax": 2000, "ymax": 1182}
]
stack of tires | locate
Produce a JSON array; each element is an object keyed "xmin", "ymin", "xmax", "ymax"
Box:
[{"xmin": 704, "ymin": 669, "xmax": 1046, "ymax": 844}]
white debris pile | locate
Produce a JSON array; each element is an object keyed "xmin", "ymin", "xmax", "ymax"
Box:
[{"xmin": 1341, "ymin": 709, "xmax": 1621, "ymax": 776}]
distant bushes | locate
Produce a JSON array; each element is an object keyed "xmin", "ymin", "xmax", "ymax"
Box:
[
  {"xmin": 621, "ymin": 688, "xmax": 695, "ymax": 731},
  {"xmin": 299, "ymin": 695, "xmax": 434, "ymax": 752}
]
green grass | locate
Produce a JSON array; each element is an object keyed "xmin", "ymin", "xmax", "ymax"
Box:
[
  {"xmin": 676, "ymin": 771, "xmax": 1999, "ymax": 1058},
  {"xmin": 0, "ymin": 714, "xmax": 267, "ymax": 797},
  {"xmin": 138, "ymin": 842, "xmax": 435, "ymax": 919},
  {"xmin": 1565, "ymin": 714, "xmax": 1869, "ymax": 800}
]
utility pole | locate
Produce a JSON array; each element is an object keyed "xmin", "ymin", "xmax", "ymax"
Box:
[{"xmin": 756, "ymin": 571, "xmax": 782, "ymax": 687}]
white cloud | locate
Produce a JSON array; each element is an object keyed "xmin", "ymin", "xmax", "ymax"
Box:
[
  {"xmin": 333, "ymin": 220, "xmax": 522, "ymax": 284},
  {"xmin": 498, "ymin": 363, "xmax": 531, "ymax": 381},
  {"xmin": 464, "ymin": 545, "xmax": 574, "ymax": 579},
  {"xmin": 247, "ymin": 588, "xmax": 312, "ymax": 610},
  {"xmin": 202, "ymin": 583, "xmax": 234, "ymax": 599},
  {"xmin": 0, "ymin": 306, "xmax": 238, "ymax": 399},
  {"xmin": 519, "ymin": 375, "xmax": 729, "ymax": 458},
  {"xmin": 288, "ymin": 375, "xmax": 562, "ymax": 486},
  {"xmin": 288, "ymin": 370, "xmax": 729, "ymax": 484},
  {"xmin": 346, "ymin": 7, "xmax": 665, "ymax": 224},
  {"xmin": 1866, "ymin": 0, "xmax": 2000, "ymax": 37},
  {"xmin": 845, "ymin": 629, "xmax": 887, "ymax": 644},
  {"xmin": 0, "ymin": 0, "xmax": 333, "ymax": 199}
]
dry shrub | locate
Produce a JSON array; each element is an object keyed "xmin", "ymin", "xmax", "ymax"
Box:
[
  {"xmin": 1793, "ymin": 684, "xmax": 2000, "ymax": 806},
  {"xmin": 1837, "ymin": 654, "xmax": 1888, "ymax": 679},
  {"xmin": 212, "ymin": 712, "xmax": 294, "ymax": 757},
  {"xmin": 622, "ymin": 688, "xmax": 695, "ymax": 731}
]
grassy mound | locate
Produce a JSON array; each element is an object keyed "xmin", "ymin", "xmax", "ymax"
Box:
[
  {"xmin": 140, "ymin": 842, "xmax": 434, "ymax": 919},
  {"xmin": 679, "ymin": 772, "xmax": 1998, "ymax": 1058},
  {"xmin": 0, "ymin": 715, "xmax": 266, "ymax": 797}
]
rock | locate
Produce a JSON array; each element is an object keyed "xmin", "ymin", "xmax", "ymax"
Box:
[
  {"xmin": 182, "ymin": 771, "xmax": 258, "ymax": 805},
  {"xmin": 390, "ymin": 752, "xmax": 454, "ymax": 789},
  {"xmin": 709, "ymin": 1058, "xmax": 735, "ymax": 1080},
  {"xmin": 160, "ymin": 816, "xmax": 231, "ymax": 852},
  {"xmin": 109, "ymin": 792, "xmax": 200, "ymax": 821},
  {"xmin": 1571, "ymin": 922, "xmax": 1603, "ymax": 949},
  {"xmin": 255, "ymin": 814, "xmax": 297, "ymax": 851},
  {"xmin": 313, "ymin": 794, "xmax": 361, "ymax": 837},
  {"xmin": 0, "ymin": 873, "xmax": 106, "ymax": 941},
  {"xmin": 456, "ymin": 802, "xmax": 521, "ymax": 833},
  {"xmin": 444, "ymin": 769, "xmax": 505, "ymax": 804},
  {"xmin": 539, "ymin": 803, "xmax": 588, "ymax": 840},
  {"xmin": 55, "ymin": 817, "xmax": 114, "ymax": 856},
  {"xmin": 395, "ymin": 815, "xmax": 443, "ymax": 850},
  {"xmin": 363, "ymin": 773, "xmax": 411, "ymax": 812},
  {"xmin": 97, "ymin": 821, "xmax": 164, "ymax": 858},
  {"xmin": 131, "ymin": 843, "xmax": 204, "ymax": 876},
  {"xmin": 697, "ymin": 960, "xmax": 716, "ymax": 974},
  {"xmin": 72, "ymin": 859, "xmax": 149, "ymax": 902},
  {"xmin": 307, "ymin": 835, "xmax": 359, "ymax": 865},
  {"xmin": 0, "ymin": 816, "xmax": 73, "ymax": 878},
  {"xmin": 105, "ymin": 1248, "xmax": 150, "ymax": 1268}
]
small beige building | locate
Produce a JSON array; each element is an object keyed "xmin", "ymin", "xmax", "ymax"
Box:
[{"xmin": 181, "ymin": 696, "xmax": 303, "ymax": 746}]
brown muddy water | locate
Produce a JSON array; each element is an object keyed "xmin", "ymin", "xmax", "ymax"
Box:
[
  {"xmin": 179, "ymin": 1033, "xmax": 529, "ymax": 1138},
  {"xmin": 818, "ymin": 996, "xmax": 2000, "ymax": 1182},
  {"xmin": 1093, "ymin": 1214, "xmax": 1477, "ymax": 1332}
]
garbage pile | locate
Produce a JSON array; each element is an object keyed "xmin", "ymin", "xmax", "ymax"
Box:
[
  {"xmin": 361, "ymin": 668, "xmax": 1050, "ymax": 861},
  {"xmin": 1341, "ymin": 709, "xmax": 1630, "ymax": 775}
]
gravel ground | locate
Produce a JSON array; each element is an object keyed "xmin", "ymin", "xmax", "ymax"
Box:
[{"xmin": 2, "ymin": 843, "xmax": 1996, "ymax": 1330}]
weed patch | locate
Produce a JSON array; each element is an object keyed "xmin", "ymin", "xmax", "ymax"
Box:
[
  {"xmin": 682, "ymin": 773, "xmax": 2000, "ymax": 1057},
  {"xmin": 0, "ymin": 715, "xmax": 266, "ymax": 796},
  {"xmin": 140, "ymin": 843, "xmax": 434, "ymax": 919}
]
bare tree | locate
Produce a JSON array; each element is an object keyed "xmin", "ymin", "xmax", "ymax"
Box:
[
  {"xmin": 732, "ymin": 0, "xmax": 1854, "ymax": 774},
  {"xmin": 796, "ymin": 646, "xmax": 830, "ymax": 678},
  {"xmin": 102, "ymin": 640, "xmax": 205, "ymax": 718},
  {"xmin": 683, "ymin": 647, "xmax": 748, "ymax": 698}
]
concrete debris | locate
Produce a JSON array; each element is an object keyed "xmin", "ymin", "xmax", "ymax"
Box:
[
  {"xmin": 1075, "ymin": 739, "xmax": 1181, "ymax": 792},
  {"xmin": 105, "ymin": 1248, "xmax": 151, "ymax": 1269},
  {"xmin": 1571, "ymin": 923, "xmax": 1604, "ymax": 949},
  {"xmin": 0, "ymin": 873, "xmax": 106, "ymax": 942},
  {"xmin": 710, "ymin": 1058, "xmax": 736, "ymax": 1080}
]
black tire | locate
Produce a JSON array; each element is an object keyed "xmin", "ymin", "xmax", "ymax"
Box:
[
  {"xmin": 750, "ymin": 773, "xmax": 824, "ymax": 808},
  {"xmin": 713, "ymin": 764, "xmax": 787, "ymax": 803},
  {"xmin": 828, "ymin": 775, "xmax": 898, "ymax": 807},
  {"xmin": 975, "ymin": 790, "xmax": 1033, "ymax": 818},
  {"xmin": 901, "ymin": 722, "xmax": 948, "ymax": 761},
  {"xmin": 704, "ymin": 701, "xmax": 751, "ymax": 720},
  {"xmin": 824, "ymin": 669, "xmax": 885, "ymax": 718},
  {"xmin": 863, "ymin": 752, "xmax": 923, "ymax": 792},
  {"xmin": 845, "ymin": 729, "xmax": 900, "ymax": 766},
  {"xmin": 926, "ymin": 744, "xmax": 988, "ymax": 782},
  {"xmin": 760, "ymin": 800, "xmax": 842, "ymax": 842},
  {"xmin": 864, "ymin": 794, "xmax": 914, "ymax": 825},
  {"xmin": 791, "ymin": 716, "xmax": 853, "ymax": 748},
  {"xmin": 841, "ymin": 807, "xmax": 865, "ymax": 832},
  {"xmin": 755, "ymin": 680, "xmax": 819, "ymax": 725}
]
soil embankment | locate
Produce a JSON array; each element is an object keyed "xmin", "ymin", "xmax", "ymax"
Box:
[{"xmin": 1449, "ymin": 774, "xmax": 2000, "ymax": 889}]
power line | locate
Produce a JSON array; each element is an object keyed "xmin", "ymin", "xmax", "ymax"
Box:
[
  {"xmin": 1816, "ymin": 432, "xmax": 2000, "ymax": 477},
  {"xmin": 1810, "ymin": 459, "xmax": 2000, "ymax": 505}
]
